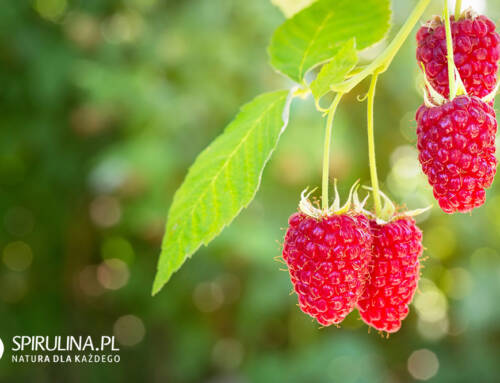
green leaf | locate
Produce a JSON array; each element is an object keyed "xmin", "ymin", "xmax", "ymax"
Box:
[
  {"xmin": 270, "ymin": 0, "xmax": 317, "ymax": 18},
  {"xmin": 153, "ymin": 90, "xmax": 293, "ymax": 294},
  {"xmin": 310, "ymin": 38, "xmax": 358, "ymax": 101},
  {"xmin": 268, "ymin": 0, "xmax": 391, "ymax": 83}
]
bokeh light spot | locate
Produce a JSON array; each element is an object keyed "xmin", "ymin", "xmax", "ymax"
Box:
[
  {"xmin": 193, "ymin": 282, "xmax": 224, "ymax": 312},
  {"xmin": 157, "ymin": 31, "xmax": 188, "ymax": 64},
  {"xmin": 64, "ymin": 12, "xmax": 101, "ymax": 50},
  {"xmin": 0, "ymin": 273, "xmax": 28, "ymax": 303},
  {"xmin": 212, "ymin": 338, "xmax": 244, "ymax": 370},
  {"xmin": 3, "ymin": 241, "xmax": 33, "ymax": 271},
  {"xmin": 414, "ymin": 278, "xmax": 448, "ymax": 322},
  {"xmin": 90, "ymin": 195, "xmax": 121, "ymax": 228},
  {"xmin": 217, "ymin": 274, "xmax": 241, "ymax": 304},
  {"xmin": 70, "ymin": 104, "xmax": 113, "ymax": 137},
  {"xmin": 114, "ymin": 315, "xmax": 145, "ymax": 346},
  {"xmin": 441, "ymin": 267, "xmax": 473, "ymax": 300},
  {"xmin": 101, "ymin": 236, "xmax": 135, "ymax": 265},
  {"xmin": 78, "ymin": 266, "xmax": 104, "ymax": 297},
  {"xmin": 386, "ymin": 146, "xmax": 431, "ymax": 213},
  {"xmin": 417, "ymin": 316, "xmax": 449, "ymax": 341},
  {"xmin": 101, "ymin": 11, "xmax": 143, "ymax": 44},
  {"xmin": 408, "ymin": 349, "xmax": 439, "ymax": 380},
  {"xmin": 34, "ymin": 0, "xmax": 67, "ymax": 21},
  {"xmin": 97, "ymin": 259, "xmax": 130, "ymax": 290}
]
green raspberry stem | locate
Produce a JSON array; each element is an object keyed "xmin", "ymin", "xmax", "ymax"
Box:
[
  {"xmin": 454, "ymin": 0, "xmax": 462, "ymax": 20},
  {"xmin": 336, "ymin": 0, "xmax": 431, "ymax": 94},
  {"xmin": 315, "ymin": 0, "xmax": 431, "ymax": 213},
  {"xmin": 444, "ymin": 0, "xmax": 457, "ymax": 100},
  {"xmin": 322, "ymin": 93, "xmax": 343, "ymax": 211},
  {"xmin": 367, "ymin": 72, "xmax": 382, "ymax": 216}
]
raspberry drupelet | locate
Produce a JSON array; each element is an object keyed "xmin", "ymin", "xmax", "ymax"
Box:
[
  {"xmin": 416, "ymin": 95, "xmax": 497, "ymax": 213},
  {"xmin": 357, "ymin": 217, "xmax": 423, "ymax": 333},
  {"xmin": 282, "ymin": 212, "xmax": 373, "ymax": 326},
  {"xmin": 416, "ymin": 13, "xmax": 500, "ymax": 99}
]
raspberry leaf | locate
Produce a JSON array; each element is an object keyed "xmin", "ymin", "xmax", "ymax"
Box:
[
  {"xmin": 310, "ymin": 38, "xmax": 358, "ymax": 102},
  {"xmin": 268, "ymin": 0, "xmax": 391, "ymax": 83},
  {"xmin": 153, "ymin": 90, "xmax": 293, "ymax": 294}
]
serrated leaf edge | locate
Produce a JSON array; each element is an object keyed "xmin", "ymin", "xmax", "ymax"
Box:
[{"xmin": 152, "ymin": 88, "xmax": 295, "ymax": 294}]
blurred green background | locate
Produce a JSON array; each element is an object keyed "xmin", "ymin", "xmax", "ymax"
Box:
[{"xmin": 1, "ymin": 0, "xmax": 500, "ymax": 382}]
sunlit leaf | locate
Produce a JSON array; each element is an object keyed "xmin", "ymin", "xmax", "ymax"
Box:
[
  {"xmin": 310, "ymin": 38, "xmax": 358, "ymax": 101},
  {"xmin": 268, "ymin": 0, "xmax": 391, "ymax": 82},
  {"xmin": 153, "ymin": 90, "xmax": 293, "ymax": 294}
]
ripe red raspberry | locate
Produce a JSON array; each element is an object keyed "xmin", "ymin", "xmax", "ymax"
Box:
[
  {"xmin": 357, "ymin": 217, "xmax": 423, "ymax": 333},
  {"xmin": 416, "ymin": 13, "xmax": 500, "ymax": 99},
  {"xmin": 416, "ymin": 95, "xmax": 497, "ymax": 213},
  {"xmin": 282, "ymin": 212, "xmax": 372, "ymax": 326}
]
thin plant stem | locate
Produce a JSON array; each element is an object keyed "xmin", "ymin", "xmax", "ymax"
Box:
[
  {"xmin": 322, "ymin": 93, "xmax": 343, "ymax": 211},
  {"xmin": 315, "ymin": 0, "xmax": 432, "ymax": 213},
  {"xmin": 367, "ymin": 72, "xmax": 381, "ymax": 216},
  {"xmin": 444, "ymin": 0, "xmax": 456, "ymax": 99},
  {"xmin": 336, "ymin": 0, "xmax": 431, "ymax": 94},
  {"xmin": 454, "ymin": 0, "xmax": 462, "ymax": 20}
]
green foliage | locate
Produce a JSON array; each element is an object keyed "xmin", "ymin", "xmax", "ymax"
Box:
[
  {"xmin": 6, "ymin": 0, "xmax": 500, "ymax": 381},
  {"xmin": 310, "ymin": 38, "xmax": 358, "ymax": 101},
  {"xmin": 268, "ymin": 0, "xmax": 391, "ymax": 83},
  {"xmin": 155, "ymin": 0, "xmax": 391, "ymax": 291},
  {"xmin": 153, "ymin": 90, "xmax": 292, "ymax": 293}
]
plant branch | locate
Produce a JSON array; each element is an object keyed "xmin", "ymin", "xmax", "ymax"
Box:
[
  {"xmin": 334, "ymin": 0, "xmax": 431, "ymax": 94},
  {"xmin": 322, "ymin": 93, "xmax": 343, "ymax": 211},
  {"xmin": 315, "ymin": 0, "xmax": 431, "ymax": 213},
  {"xmin": 444, "ymin": 0, "xmax": 457, "ymax": 99},
  {"xmin": 367, "ymin": 72, "xmax": 381, "ymax": 216},
  {"xmin": 454, "ymin": 0, "xmax": 462, "ymax": 20}
]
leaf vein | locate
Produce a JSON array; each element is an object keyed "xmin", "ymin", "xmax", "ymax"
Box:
[
  {"xmin": 168, "ymin": 95, "xmax": 286, "ymax": 269},
  {"xmin": 297, "ymin": 11, "xmax": 335, "ymax": 79}
]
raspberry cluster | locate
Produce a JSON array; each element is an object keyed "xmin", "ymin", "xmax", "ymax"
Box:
[
  {"xmin": 357, "ymin": 218, "xmax": 423, "ymax": 333},
  {"xmin": 416, "ymin": 14, "xmax": 500, "ymax": 99},
  {"xmin": 415, "ymin": 11, "xmax": 499, "ymax": 214},
  {"xmin": 280, "ymin": 7, "xmax": 499, "ymax": 336},
  {"xmin": 282, "ymin": 212, "xmax": 372, "ymax": 326},
  {"xmin": 282, "ymin": 210, "xmax": 423, "ymax": 333},
  {"xmin": 416, "ymin": 96, "xmax": 497, "ymax": 213}
]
